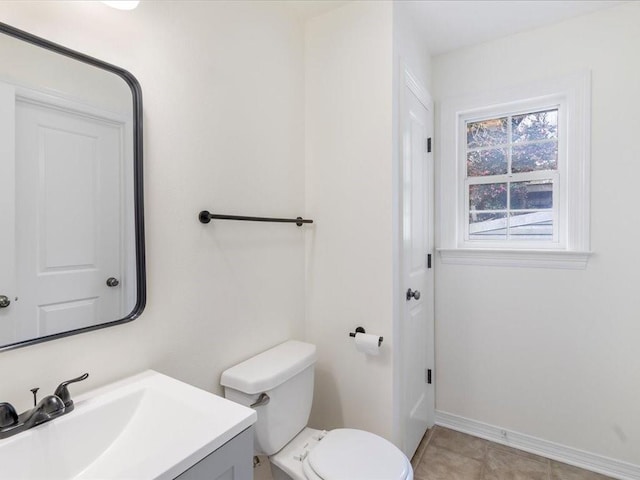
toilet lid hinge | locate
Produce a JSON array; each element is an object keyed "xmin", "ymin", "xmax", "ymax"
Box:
[{"xmin": 293, "ymin": 449, "xmax": 309, "ymax": 462}]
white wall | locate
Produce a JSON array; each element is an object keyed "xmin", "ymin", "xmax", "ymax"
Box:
[
  {"xmin": 433, "ymin": 2, "xmax": 640, "ymax": 465},
  {"xmin": 0, "ymin": 0, "xmax": 305, "ymax": 411},
  {"xmin": 304, "ymin": 1, "xmax": 395, "ymax": 440}
]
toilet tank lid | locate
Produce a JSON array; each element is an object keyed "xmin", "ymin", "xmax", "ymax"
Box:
[{"xmin": 221, "ymin": 340, "xmax": 317, "ymax": 394}]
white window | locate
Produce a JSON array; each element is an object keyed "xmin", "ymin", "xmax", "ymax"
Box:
[
  {"xmin": 438, "ymin": 73, "xmax": 591, "ymax": 268},
  {"xmin": 464, "ymin": 105, "xmax": 560, "ymax": 246}
]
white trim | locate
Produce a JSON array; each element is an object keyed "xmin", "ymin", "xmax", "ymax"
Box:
[
  {"xmin": 404, "ymin": 65, "xmax": 433, "ymax": 111},
  {"xmin": 15, "ymin": 86, "xmax": 128, "ymax": 125},
  {"xmin": 437, "ymin": 71, "xmax": 591, "ymax": 267},
  {"xmin": 435, "ymin": 411, "xmax": 640, "ymax": 480},
  {"xmin": 438, "ymin": 248, "xmax": 591, "ymax": 269}
]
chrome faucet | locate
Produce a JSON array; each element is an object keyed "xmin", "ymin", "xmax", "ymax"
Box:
[{"xmin": 0, "ymin": 373, "xmax": 89, "ymax": 439}]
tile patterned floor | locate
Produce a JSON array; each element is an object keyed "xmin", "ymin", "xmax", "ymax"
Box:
[{"xmin": 411, "ymin": 427, "xmax": 613, "ymax": 480}]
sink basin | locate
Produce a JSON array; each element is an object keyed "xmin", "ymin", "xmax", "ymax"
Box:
[{"xmin": 0, "ymin": 370, "xmax": 256, "ymax": 479}]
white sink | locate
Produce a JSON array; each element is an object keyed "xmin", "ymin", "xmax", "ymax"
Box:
[{"xmin": 0, "ymin": 370, "xmax": 256, "ymax": 479}]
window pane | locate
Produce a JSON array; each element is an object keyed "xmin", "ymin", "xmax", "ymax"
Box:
[
  {"xmin": 469, "ymin": 183, "xmax": 507, "ymax": 211},
  {"xmin": 467, "ymin": 117, "xmax": 508, "ymax": 148},
  {"xmin": 512, "ymin": 141, "xmax": 557, "ymax": 173},
  {"xmin": 512, "ymin": 109, "xmax": 558, "ymax": 142},
  {"xmin": 510, "ymin": 180, "xmax": 553, "ymax": 209},
  {"xmin": 469, "ymin": 213, "xmax": 507, "ymax": 240},
  {"xmin": 467, "ymin": 148, "xmax": 507, "ymax": 177},
  {"xmin": 509, "ymin": 212, "xmax": 553, "ymax": 240}
]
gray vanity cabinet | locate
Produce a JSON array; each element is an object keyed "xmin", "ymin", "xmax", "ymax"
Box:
[{"xmin": 176, "ymin": 427, "xmax": 254, "ymax": 480}]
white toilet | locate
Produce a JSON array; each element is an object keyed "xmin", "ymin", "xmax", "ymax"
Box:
[{"xmin": 221, "ymin": 340, "xmax": 413, "ymax": 480}]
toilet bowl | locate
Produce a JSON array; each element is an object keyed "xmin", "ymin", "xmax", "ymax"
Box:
[
  {"xmin": 270, "ymin": 427, "xmax": 412, "ymax": 480},
  {"xmin": 220, "ymin": 340, "xmax": 413, "ymax": 480}
]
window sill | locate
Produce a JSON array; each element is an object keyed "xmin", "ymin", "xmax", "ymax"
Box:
[{"xmin": 437, "ymin": 248, "xmax": 591, "ymax": 269}]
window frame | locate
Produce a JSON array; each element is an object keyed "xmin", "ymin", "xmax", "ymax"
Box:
[{"xmin": 437, "ymin": 72, "xmax": 591, "ymax": 269}]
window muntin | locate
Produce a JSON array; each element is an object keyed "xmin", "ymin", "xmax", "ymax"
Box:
[{"xmin": 463, "ymin": 107, "xmax": 560, "ymax": 244}]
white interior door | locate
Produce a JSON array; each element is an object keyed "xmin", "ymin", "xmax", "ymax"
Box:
[
  {"xmin": 15, "ymin": 97, "xmax": 124, "ymax": 338},
  {"xmin": 400, "ymin": 74, "xmax": 435, "ymax": 458}
]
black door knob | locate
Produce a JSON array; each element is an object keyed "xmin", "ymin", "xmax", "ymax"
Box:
[
  {"xmin": 406, "ymin": 288, "xmax": 421, "ymax": 301},
  {"xmin": 0, "ymin": 295, "xmax": 10, "ymax": 308},
  {"xmin": 106, "ymin": 278, "xmax": 119, "ymax": 287}
]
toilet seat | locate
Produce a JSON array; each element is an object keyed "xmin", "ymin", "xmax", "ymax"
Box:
[{"xmin": 301, "ymin": 429, "xmax": 411, "ymax": 480}]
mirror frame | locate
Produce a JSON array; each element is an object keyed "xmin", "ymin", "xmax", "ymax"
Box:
[{"xmin": 0, "ymin": 22, "xmax": 145, "ymax": 351}]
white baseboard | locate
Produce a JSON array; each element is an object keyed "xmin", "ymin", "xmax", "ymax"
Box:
[{"xmin": 435, "ymin": 410, "xmax": 640, "ymax": 480}]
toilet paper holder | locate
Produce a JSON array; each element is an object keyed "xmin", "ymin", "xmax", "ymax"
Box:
[{"xmin": 348, "ymin": 326, "xmax": 383, "ymax": 347}]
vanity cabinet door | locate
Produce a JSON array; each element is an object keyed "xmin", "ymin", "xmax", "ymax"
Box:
[{"xmin": 175, "ymin": 427, "xmax": 254, "ymax": 480}]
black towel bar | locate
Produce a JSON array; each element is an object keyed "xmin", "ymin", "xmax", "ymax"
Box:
[{"xmin": 199, "ymin": 210, "xmax": 313, "ymax": 226}]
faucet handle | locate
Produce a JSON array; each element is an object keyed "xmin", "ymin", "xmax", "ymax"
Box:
[
  {"xmin": 53, "ymin": 373, "xmax": 89, "ymax": 410},
  {"xmin": 0, "ymin": 402, "xmax": 18, "ymax": 428}
]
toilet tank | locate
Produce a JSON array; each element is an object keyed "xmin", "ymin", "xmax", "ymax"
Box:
[{"xmin": 220, "ymin": 340, "xmax": 317, "ymax": 456}]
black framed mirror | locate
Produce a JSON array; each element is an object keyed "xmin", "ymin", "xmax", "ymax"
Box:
[{"xmin": 0, "ymin": 22, "xmax": 145, "ymax": 351}]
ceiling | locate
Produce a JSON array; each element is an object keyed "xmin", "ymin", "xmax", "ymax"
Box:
[
  {"xmin": 405, "ymin": 1, "xmax": 626, "ymax": 55},
  {"xmin": 288, "ymin": 0, "xmax": 627, "ymax": 55}
]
